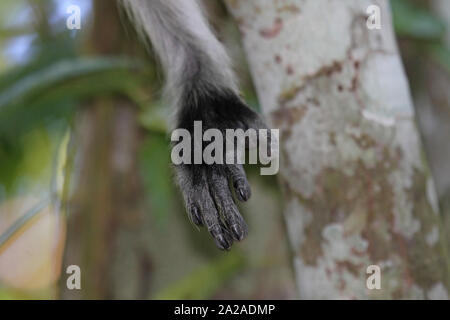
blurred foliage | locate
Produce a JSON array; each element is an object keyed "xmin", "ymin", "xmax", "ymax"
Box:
[
  {"xmin": 0, "ymin": 196, "xmax": 49, "ymax": 249},
  {"xmin": 0, "ymin": 0, "xmax": 449, "ymax": 300},
  {"xmin": 139, "ymin": 135, "xmax": 173, "ymax": 227},
  {"xmin": 392, "ymin": 0, "xmax": 446, "ymax": 40},
  {"xmin": 392, "ymin": 0, "xmax": 450, "ymax": 73},
  {"xmin": 0, "ymin": 54, "xmax": 148, "ymax": 191},
  {"xmin": 428, "ymin": 43, "xmax": 450, "ymax": 72},
  {"xmin": 0, "ymin": 0, "xmax": 157, "ymax": 298},
  {"xmin": 154, "ymin": 251, "xmax": 244, "ymax": 300}
]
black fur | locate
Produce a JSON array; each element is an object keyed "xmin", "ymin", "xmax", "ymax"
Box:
[{"xmin": 173, "ymin": 87, "xmax": 266, "ymax": 250}]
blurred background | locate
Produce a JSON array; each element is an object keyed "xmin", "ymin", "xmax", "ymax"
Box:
[{"xmin": 0, "ymin": 0, "xmax": 449, "ymax": 299}]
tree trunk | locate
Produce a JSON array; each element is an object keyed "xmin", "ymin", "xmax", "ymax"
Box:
[
  {"xmin": 59, "ymin": 1, "xmax": 151, "ymax": 299},
  {"xmin": 226, "ymin": 0, "xmax": 450, "ymax": 299}
]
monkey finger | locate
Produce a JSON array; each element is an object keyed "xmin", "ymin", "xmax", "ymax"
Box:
[
  {"xmin": 208, "ymin": 169, "xmax": 248, "ymax": 241},
  {"xmin": 226, "ymin": 164, "xmax": 251, "ymax": 202}
]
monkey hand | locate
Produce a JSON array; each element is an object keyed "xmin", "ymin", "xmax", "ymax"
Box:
[{"xmin": 172, "ymin": 90, "xmax": 269, "ymax": 250}]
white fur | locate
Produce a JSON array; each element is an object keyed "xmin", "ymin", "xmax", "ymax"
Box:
[{"xmin": 120, "ymin": 0, "xmax": 238, "ymax": 107}]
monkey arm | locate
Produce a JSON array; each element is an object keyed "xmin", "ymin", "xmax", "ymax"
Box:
[{"xmin": 120, "ymin": 0, "xmax": 267, "ymax": 250}]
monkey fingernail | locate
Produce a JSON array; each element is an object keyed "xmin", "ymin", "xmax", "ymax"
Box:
[
  {"xmin": 215, "ymin": 234, "xmax": 232, "ymax": 250},
  {"xmin": 237, "ymin": 187, "xmax": 250, "ymax": 202},
  {"xmin": 231, "ymin": 224, "xmax": 245, "ymax": 241},
  {"xmin": 191, "ymin": 207, "xmax": 203, "ymax": 226}
]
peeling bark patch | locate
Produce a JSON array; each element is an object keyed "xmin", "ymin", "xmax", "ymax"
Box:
[
  {"xmin": 308, "ymin": 61, "xmax": 343, "ymax": 79},
  {"xmin": 286, "ymin": 65, "xmax": 294, "ymax": 75},
  {"xmin": 259, "ymin": 18, "xmax": 283, "ymax": 38},
  {"xmin": 349, "ymin": 133, "xmax": 377, "ymax": 150},
  {"xmin": 362, "ymin": 110, "xmax": 396, "ymax": 127},
  {"xmin": 276, "ymin": 4, "xmax": 301, "ymax": 14},
  {"xmin": 335, "ymin": 260, "xmax": 362, "ymax": 277},
  {"xmin": 278, "ymin": 61, "xmax": 344, "ymax": 104},
  {"xmin": 350, "ymin": 76, "xmax": 358, "ymax": 92},
  {"xmin": 296, "ymin": 159, "xmax": 397, "ymax": 266},
  {"xmin": 272, "ymin": 105, "xmax": 307, "ymax": 127},
  {"xmin": 278, "ymin": 86, "xmax": 303, "ymax": 104}
]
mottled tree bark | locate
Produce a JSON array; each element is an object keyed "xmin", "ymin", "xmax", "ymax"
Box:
[{"xmin": 226, "ymin": 0, "xmax": 450, "ymax": 299}]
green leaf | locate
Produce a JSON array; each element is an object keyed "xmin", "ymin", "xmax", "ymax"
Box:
[
  {"xmin": 0, "ymin": 56, "xmax": 149, "ymax": 190},
  {"xmin": 0, "ymin": 57, "xmax": 147, "ymax": 143},
  {"xmin": 0, "ymin": 57, "xmax": 141, "ymax": 108},
  {"xmin": 392, "ymin": 0, "xmax": 446, "ymax": 40}
]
